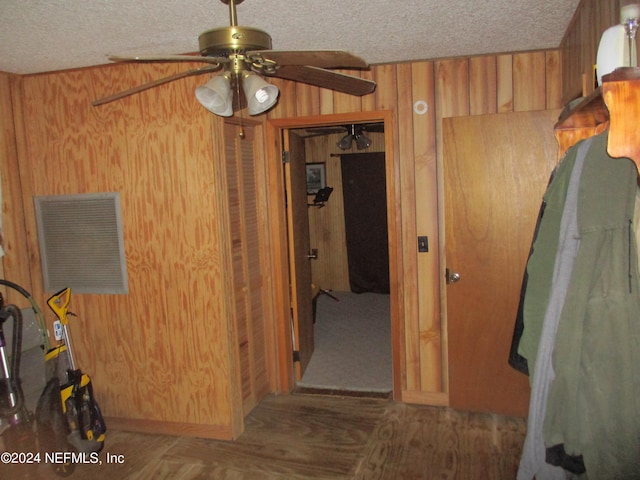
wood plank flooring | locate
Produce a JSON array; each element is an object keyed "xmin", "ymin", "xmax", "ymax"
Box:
[{"xmin": 6, "ymin": 393, "xmax": 526, "ymax": 479}]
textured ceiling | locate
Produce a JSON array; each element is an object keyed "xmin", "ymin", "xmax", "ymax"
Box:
[{"xmin": 0, "ymin": 0, "xmax": 581, "ymax": 75}]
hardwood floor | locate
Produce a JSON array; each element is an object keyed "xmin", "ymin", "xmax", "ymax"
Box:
[{"xmin": 8, "ymin": 393, "xmax": 526, "ymax": 479}]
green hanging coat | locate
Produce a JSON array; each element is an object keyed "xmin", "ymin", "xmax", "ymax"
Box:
[{"xmin": 542, "ymin": 131, "xmax": 640, "ymax": 479}]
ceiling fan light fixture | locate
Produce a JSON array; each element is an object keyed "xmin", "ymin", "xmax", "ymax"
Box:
[
  {"xmin": 355, "ymin": 133, "xmax": 372, "ymax": 150},
  {"xmin": 242, "ymin": 71, "xmax": 279, "ymax": 115},
  {"xmin": 195, "ymin": 74, "xmax": 233, "ymax": 116},
  {"xmin": 337, "ymin": 135, "xmax": 352, "ymax": 150}
]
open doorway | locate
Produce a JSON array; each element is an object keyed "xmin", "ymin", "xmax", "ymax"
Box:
[{"xmin": 288, "ymin": 122, "xmax": 392, "ymax": 396}]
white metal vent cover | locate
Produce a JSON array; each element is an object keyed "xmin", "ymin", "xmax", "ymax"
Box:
[{"xmin": 34, "ymin": 192, "xmax": 128, "ymax": 294}]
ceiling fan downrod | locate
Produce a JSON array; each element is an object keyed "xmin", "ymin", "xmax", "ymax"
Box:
[
  {"xmin": 200, "ymin": 0, "xmax": 271, "ymax": 60},
  {"xmin": 221, "ymin": 0, "xmax": 243, "ymax": 27}
]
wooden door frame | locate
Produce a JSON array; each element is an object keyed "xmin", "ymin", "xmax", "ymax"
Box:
[{"xmin": 263, "ymin": 110, "xmax": 403, "ymax": 399}]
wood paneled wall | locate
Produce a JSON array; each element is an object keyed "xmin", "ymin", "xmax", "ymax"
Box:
[
  {"xmin": 0, "ymin": 73, "xmax": 33, "ymax": 301},
  {"xmin": 264, "ymin": 51, "xmax": 562, "ymax": 403},
  {"xmin": 560, "ymin": 0, "xmax": 626, "ymax": 103},
  {"xmin": 0, "ymin": 48, "xmax": 563, "ymax": 435},
  {"xmin": 2, "ymin": 64, "xmax": 248, "ymax": 439}
]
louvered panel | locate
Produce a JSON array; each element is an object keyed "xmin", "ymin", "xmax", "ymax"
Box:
[
  {"xmin": 238, "ymin": 127, "xmax": 268, "ymax": 403},
  {"xmin": 225, "ymin": 124, "xmax": 251, "ymax": 404},
  {"xmin": 235, "ymin": 132, "xmax": 255, "ymax": 405},
  {"xmin": 34, "ymin": 192, "xmax": 128, "ymax": 294},
  {"xmin": 224, "ymin": 123, "xmax": 267, "ymax": 407}
]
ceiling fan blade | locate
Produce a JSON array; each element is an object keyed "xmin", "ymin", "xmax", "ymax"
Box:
[
  {"xmin": 247, "ymin": 50, "xmax": 368, "ymax": 69},
  {"xmin": 267, "ymin": 66, "xmax": 376, "ymax": 96},
  {"xmin": 108, "ymin": 54, "xmax": 229, "ymax": 65},
  {"xmin": 305, "ymin": 127, "xmax": 347, "ymax": 135},
  {"xmin": 92, "ymin": 65, "xmax": 220, "ymax": 106},
  {"xmin": 362, "ymin": 122, "xmax": 385, "ymax": 132},
  {"xmin": 307, "ymin": 122, "xmax": 384, "ymax": 133}
]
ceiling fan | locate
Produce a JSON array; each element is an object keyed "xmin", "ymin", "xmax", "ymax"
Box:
[
  {"xmin": 305, "ymin": 122, "xmax": 384, "ymax": 136},
  {"xmin": 92, "ymin": 0, "xmax": 377, "ymax": 116},
  {"xmin": 304, "ymin": 123, "xmax": 384, "ymax": 150}
]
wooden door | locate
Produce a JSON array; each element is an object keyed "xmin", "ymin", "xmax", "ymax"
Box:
[
  {"xmin": 284, "ymin": 130, "xmax": 314, "ymax": 379},
  {"xmin": 443, "ymin": 110, "xmax": 560, "ymax": 417}
]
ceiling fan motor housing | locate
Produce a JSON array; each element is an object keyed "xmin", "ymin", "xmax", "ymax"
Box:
[{"xmin": 199, "ymin": 26, "xmax": 272, "ymax": 57}]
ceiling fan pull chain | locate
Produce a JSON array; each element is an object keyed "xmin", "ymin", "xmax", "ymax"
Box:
[{"xmin": 235, "ymin": 74, "xmax": 246, "ymax": 138}]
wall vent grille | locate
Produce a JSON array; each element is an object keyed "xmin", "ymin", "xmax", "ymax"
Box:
[{"xmin": 34, "ymin": 192, "xmax": 128, "ymax": 294}]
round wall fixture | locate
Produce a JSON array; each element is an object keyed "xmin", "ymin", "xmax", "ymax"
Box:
[{"xmin": 413, "ymin": 100, "xmax": 429, "ymax": 115}]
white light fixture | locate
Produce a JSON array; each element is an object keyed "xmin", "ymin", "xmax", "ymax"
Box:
[
  {"xmin": 241, "ymin": 71, "xmax": 279, "ymax": 115},
  {"xmin": 195, "ymin": 70, "xmax": 279, "ymax": 117},
  {"xmin": 195, "ymin": 74, "xmax": 233, "ymax": 116}
]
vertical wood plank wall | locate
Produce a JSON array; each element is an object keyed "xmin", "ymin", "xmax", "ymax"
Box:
[
  {"xmin": 0, "ymin": 48, "xmax": 563, "ymax": 434},
  {"xmin": 266, "ymin": 50, "xmax": 562, "ymax": 403},
  {"xmin": 0, "ymin": 74, "xmax": 32, "ymax": 300},
  {"xmin": 560, "ymin": 0, "xmax": 624, "ymax": 103}
]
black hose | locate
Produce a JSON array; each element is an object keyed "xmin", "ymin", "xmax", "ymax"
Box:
[
  {"xmin": 0, "ymin": 279, "xmax": 32, "ymax": 299},
  {"xmin": 0, "ymin": 279, "xmax": 50, "ymax": 351},
  {"xmin": 0, "ymin": 304, "xmax": 25, "ymax": 416}
]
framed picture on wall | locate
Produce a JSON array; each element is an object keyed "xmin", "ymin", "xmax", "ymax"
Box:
[{"xmin": 306, "ymin": 163, "xmax": 326, "ymax": 195}]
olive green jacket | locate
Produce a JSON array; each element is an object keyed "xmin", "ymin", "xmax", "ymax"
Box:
[{"xmin": 518, "ymin": 131, "xmax": 640, "ymax": 478}]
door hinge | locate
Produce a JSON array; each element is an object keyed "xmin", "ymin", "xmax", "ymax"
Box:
[
  {"xmin": 282, "ymin": 151, "xmax": 290, "ymax": 164},
  {"xmin": 292, "ymin": 350, "xmax": 300, "ymax": 362}
]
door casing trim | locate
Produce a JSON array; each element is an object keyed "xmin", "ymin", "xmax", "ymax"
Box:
[{"xmin": 263, "ymin": 110, "xmax": 403, "ymax": 399}]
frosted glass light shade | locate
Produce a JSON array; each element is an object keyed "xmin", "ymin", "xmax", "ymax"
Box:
[
  {"xmin": 241, "ymin": 72, "xmax": 279, "ymax": 115},
  {"xmin": 195, "ymin": 75, "xmax": 233, "ymax": 116}
]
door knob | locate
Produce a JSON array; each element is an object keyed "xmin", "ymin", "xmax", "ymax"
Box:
[
  {"xmin": 446, "ymin": 268, "xmax": 461, "ymax": 284},
  {"xmin": 307, "ymin": 249, "xmax": 318, "ymax": 260}
]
